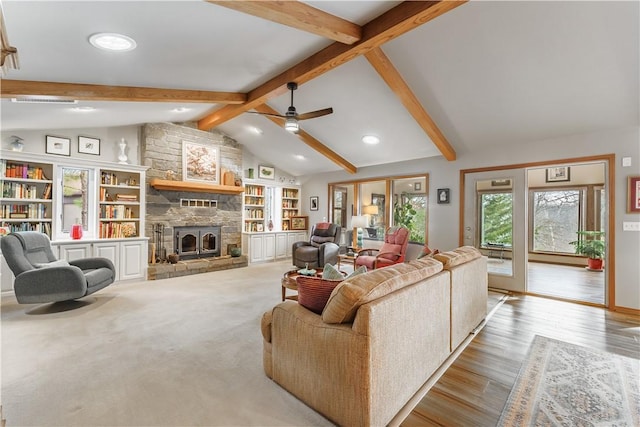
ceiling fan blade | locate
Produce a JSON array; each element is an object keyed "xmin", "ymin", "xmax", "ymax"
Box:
[
  {"xmin": 247, "ymin": 111, "xmax": 287, "ymax": 119},
  {"xmin": 296, "ymin": 107, "xmax": 333, "ymax": 121}
]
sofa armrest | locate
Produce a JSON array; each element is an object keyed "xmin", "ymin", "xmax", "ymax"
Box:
[{"xmin": 70, "ymin": 257, "xmax": 115, "ymax": 272}]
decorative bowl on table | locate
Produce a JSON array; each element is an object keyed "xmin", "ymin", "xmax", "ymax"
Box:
[{"xmin": 298, "ymin": 263, "xmax": 317, "ymax": 277}]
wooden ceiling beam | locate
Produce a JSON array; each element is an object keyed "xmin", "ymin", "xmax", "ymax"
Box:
[
  {"xmin": 197, "ymin": 1, "xmax": 466, "ymax": 130},
  {"xmin": 364, "ymin": 47, "xmax": 456, "ymax": 161},
  {"xmin": 253, "ymin": 104, "xmax": 357, "ymax": 174},
  {"xmin": 0, "ymin": 80, "xmax": 247, "ymax": 104},
  {"xmin": 208, "ymin": 0, "xmax": 362, "ymax": 45}
]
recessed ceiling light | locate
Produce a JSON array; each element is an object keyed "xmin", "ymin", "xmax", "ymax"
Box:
[
  {"xmin": 362, "ymin": 135, "xmax": 380, "ymax": 144},
  {"xmin": 89, "ymin": 33, "xmax": 137, "ymax": 52},
  {"xmin": 71, "ymin": 106, "xmax": 95, "ymax": 112},
  {"xmin": 171, "ymin": 107, "xmax": 190, "ymax": 113},
  {"xmin": 248, "ymin": 126, "xmax": 263, "ymax": 135},
  {"xmin": 294, "ymin": 154, "xmax": 305, "ymax": 160}
]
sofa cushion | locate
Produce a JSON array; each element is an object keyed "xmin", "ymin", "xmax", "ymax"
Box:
[
  {"xmin": 322, "ymin": 263, "xmax": 344, "ymax": 280},
  {"xmin": 433, "ymin": 246, "xmax": 482, "ymax": 269},
  {"xmin": 297, "ymin": 276, "xmax": 344, "ymax": 314},
  {"xmin": 322, "ymin": 257, "xmax": 444, "ymax": 324}
]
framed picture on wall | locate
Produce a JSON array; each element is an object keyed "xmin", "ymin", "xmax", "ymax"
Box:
[
  {"xmin": 182, "ymin": 141, "xmax": 219, "ymax": 184},
  {"xmin": 258, "ymin": 165, "xmax": 275, "ymax": 180},
  {"xmin": 628, "ymin": 176, "xmax": 640, "ymax": 213},
  {"xmin": 546, "ymin": 166, "xmax": 570, "ymax": 183},
  {"xmin": 437, "ymin": 188, "xmax": 450, "ymax": 204},
  {"xmin": 290, "ymin": 216, "xmax": 308, "ymax": 230},
  {"xmin": 310, "ymin": 196, "xmax": 319, "ymax": 211},
  {"xmin": 78, "ymin": 136, "xmax": 100, "ymax": 155},
  {"xmin": 45, "ymin": 135, "xmax": 70, "ymax": 156}
]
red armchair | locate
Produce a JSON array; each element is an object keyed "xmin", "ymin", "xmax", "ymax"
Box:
[{"xmin": 355, "ymin": 227, "xmax": 410, "ymax": 270}]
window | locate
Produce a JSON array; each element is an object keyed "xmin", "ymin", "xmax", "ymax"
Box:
[
  {"xmin": 58, "ymin": 167, "xmax": 95, "ymax": 238},
  {"xmin": 479, "ymin": 191, "xmax": 513, "ymax": 246},
  {"xmin": 392, "ymin": 177, "xmax": 426, "ymax": 244},
  {"xmin": 531, "ymin": 190, "xmax": 581, "ymax": 253}
]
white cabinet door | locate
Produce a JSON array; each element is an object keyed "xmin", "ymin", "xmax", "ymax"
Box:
[
  {"xmin": 263, "ymin": 233, "xmax": 276, "ymax": 261},
  {"xmin": 120, "ymin": 240, "xmax": 146, "ymax": 281},
  {"xmin": 1, "ymin": 254, "xmax": 15, "ymax": 292},
  {"xmin": 275, "ymin": 233, "xmax": 287, "ymax": 259},
  {"xmin": 250, "ymin": 234, "xmax": 264, "ymax": 262},
  {"xmin": 93, "ymin": 241, "xmax": 120, "ymax": 281},
  {"xmin": 58, "ymin": 243, "xmax": 92, "ymax": 262}
]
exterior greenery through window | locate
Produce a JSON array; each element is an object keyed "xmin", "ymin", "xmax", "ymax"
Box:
[
  {"xmin": 531, "ymin": 190, "xmax": 581, "ymax": 253},
  {"xmin": 479, "ymin": 192, "xmax": 513, "ymax": 246}
]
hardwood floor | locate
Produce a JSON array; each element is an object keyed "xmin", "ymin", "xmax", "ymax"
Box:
[{"xmin": 401, "ymin": 294, "xmax": 640, "ymax": 426}]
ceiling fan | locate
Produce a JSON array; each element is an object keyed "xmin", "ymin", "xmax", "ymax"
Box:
[{"xmin": 250, "ymin": 82, "xmax": 333, "ymax": 132}]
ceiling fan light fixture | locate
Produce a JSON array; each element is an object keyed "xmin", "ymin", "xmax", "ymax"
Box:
[
  {"xmin": 284, "ymin": 117, "xmax": 299, "ymax": 132},
  {"xmin": 89, "ymin": 33, "xmax": 137, "ymax": 52},
  {"xmin": 362, "ymin": 135, "xmax": 380, "ymax": 145}
]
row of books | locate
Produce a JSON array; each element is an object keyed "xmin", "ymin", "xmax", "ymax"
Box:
[
  {"xmin": 1, "ymin": 221, "xmax": 51, "ymax": 236},
  {"xmin": 1, "ymin": 182, "xmax": 48, "ymax": 199},
  {"xmin": 101, "ymin": 172, "xmax": 119, "ymax": 185},
  {"xmin": 100, "ymin": 205, "xmax": 135, "ymax": 219},
  {"xmin": 0, "ymin": 160, "xmax": 49, "ymax": 180},
  {"xmin": 115, "ymin": 194, "xmax": 137, "ymax": 202},
  {"xmin": 99, "ymin": 222, "xmax": 137, "ymax": 238},
  {"xmin": 1, "ymin": 203, "xmax": 48, "ymax": 219}
]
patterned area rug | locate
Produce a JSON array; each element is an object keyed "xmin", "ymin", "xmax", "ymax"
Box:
[{"xmin": 498, "ymin": 335, "xmax": 640, "ymax": 426}]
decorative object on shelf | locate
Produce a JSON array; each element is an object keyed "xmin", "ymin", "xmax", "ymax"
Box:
[
  {"xmin": 351, "ymin": 215, "xmax": 367, "ymax": 249},
  {"xmin": 9, "ymin": 135, "xmax": 23, "ymax": 152},
  {"xmin": 290, "ymin": 216, "xmax": 308, "ymax": 231},
  {"xmin": 118, "ymin": 138, "xmax": 128, "ymax": 164},
  {"xmin": 70, "ymin": 222, "xmax": 83, "ymax": 240},
  {"xmin": 165, "ymin": 170, "xmax": 176, "ymax": 180},
  {"xmin": 258, "ymin": 165, "xmax": 275, "ymax": 180},
  {"xmin": 545, "ymin": 166, "xmax": 570, "ymax": 183},
  {"xmin": 310, "ymin": 196, "xmax": 319, "ymax": 211},
  {"xmin": 45, "ymin": 135, "xmax": 70, "ymax": 156},
  {"xmin": 268, "ymin": 218, "xmax": 274, "ymax": 231},
  {"xmin": 182, "ymin": 141, "xmax": 219, "ymax": 184},
  {"xmin": 628, "ymin": 175, "xmax": 640, "ymax": 213},
  {"xmin": 78, "ymin": 136, "xmax": 100, "ymax": 155},
  {"xmin": 247, "ymin": 168, "xmax": 254, "ymax": 179},
  {"xmin": 0, "ymin": 226, "xmax": 10, "ymax": 238},
  {"xmin": 437, "ymin": 188, "xmax": 450, "ymax": 204}
]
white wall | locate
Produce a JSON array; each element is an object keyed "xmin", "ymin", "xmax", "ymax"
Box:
[
  {"xmin": 299, "ymin": 126, "xmax": 640, "ymax": 311},
  {"xmin": 1, "ymin": 126, "xmax": 141, "ymax": 165}
]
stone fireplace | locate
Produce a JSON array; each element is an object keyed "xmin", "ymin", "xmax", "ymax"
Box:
[{"xmin": 141, "ymin": 122, "xmax": 247, "ymax": 279}]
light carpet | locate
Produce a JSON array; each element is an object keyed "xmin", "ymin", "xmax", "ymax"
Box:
[
  {"xmin": 1, "ymin": 261, "xmax": 333, "ymax": 426},
  {"xmin": 498, "ymin": 335, "xmax": 640, "ymax": 426}
]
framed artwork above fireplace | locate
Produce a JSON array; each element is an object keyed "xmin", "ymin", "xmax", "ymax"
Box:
[{"xmin": 182, "ymin": 141, "xmax": 219, "ymax": 184}]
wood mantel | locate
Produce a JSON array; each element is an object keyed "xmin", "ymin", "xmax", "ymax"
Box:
[{"xmin": 150, "ymin": 178, "xmax": 244, "ymax": 195}]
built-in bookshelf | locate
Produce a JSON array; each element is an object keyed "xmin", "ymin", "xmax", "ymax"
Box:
[
  {"xmin": 243, "ymin": 183, "xmax": 265, "ymax": 232},
  {"xmin": 281, "ymin": 187, "xmax": 299, "ymax": 231},
  {"xmin": 0, "ymin": 159, "xmax": 54, "ymax": 237},
  {"xmin": 98, "ymin": 169, "xmax": 141, "ymax": 238}
]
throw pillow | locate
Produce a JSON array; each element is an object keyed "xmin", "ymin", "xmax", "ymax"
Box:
[
  {"xmin": 346, "ymin": 265, "xmax": 367, "ymax": 279},
  {"xmin": 296, "ymin": 276, "xmax": 343, "ymax": 314},
  {"xmin": 322, "ymin": 263, "xmax": 344, "ymax": 280}
]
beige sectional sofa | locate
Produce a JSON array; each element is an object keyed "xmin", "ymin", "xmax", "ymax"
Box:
[{"xmin": 261, "ymin": 246, "xmax": 487, "ymax": 427}]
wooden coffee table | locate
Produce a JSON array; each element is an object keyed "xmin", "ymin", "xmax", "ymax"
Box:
[{"xmin": 337, "ymin": 253, "xmax": 357, "ymax": 269}]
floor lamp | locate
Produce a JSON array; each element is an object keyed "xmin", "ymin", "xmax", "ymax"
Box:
[{"xmin": 351, "ymin": 215, "xmax": 368, "ymax": 251}]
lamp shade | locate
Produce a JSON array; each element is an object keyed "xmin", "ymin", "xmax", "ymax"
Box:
[
  {"xmin": 363, "ymin": 205, "xmax": 378, "ymax": 215},
  {"xmin": 351, "ymin": 215, "xmax": 368, "ymax": 229}
]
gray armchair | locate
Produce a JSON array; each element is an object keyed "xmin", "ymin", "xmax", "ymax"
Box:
[
  {"xmin": 0, "ymin": 231, "xmax": 115, "ymax": 304},
  {"xmin": 292, "ymin": 223, "xmax": 341, "ymax": 268}
]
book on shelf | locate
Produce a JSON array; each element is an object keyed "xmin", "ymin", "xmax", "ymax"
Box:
[
  {"xmin": 42, "ymin": 183, "xmax": 52, "ymax": 199},
  {"xmin": 115, "ymin": 194, "xmax": 137, "ymax": 202}
]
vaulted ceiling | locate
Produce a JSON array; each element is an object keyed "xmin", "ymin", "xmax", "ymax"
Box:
[{"xmin": 1, "ymin": 1, "xmax": 638, "ymax": 176}]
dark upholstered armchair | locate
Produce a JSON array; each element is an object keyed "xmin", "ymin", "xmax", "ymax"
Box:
[
  {"xmin": 292, "ymin": 223, "xmax": 341, "ymax": 268},
  {"xmin": 1, "ymin": 231, "xmax": 116, "ymax": 304}
]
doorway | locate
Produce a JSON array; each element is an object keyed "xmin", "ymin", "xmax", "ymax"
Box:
[{"xmin": 460, "ymin": 155, "xmax": 614, "ymax": 307}]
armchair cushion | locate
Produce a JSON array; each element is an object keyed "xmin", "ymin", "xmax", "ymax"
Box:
[
  {"xmin": 322, "ymin": 258, "xmax": 443, "ymax": 324},
  {"xmin": 310, "ymin": 235, "xmax": 336, "ymax": 247},
  {"xmin": 34, "ymin": 260, "xmax": 70, "ymax": 269},
  {"xmin": 378, "ymin": 243, "xmax": 401, "ymax": 261}
]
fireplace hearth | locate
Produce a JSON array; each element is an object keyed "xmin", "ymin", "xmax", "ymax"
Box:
[{"xmin": 174, "ymin": 225, "xmax": 221, "ymax": 260}]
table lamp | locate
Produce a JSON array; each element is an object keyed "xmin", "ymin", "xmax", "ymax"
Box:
[
  {"xmin": 351, "ymin": 215, "xmax": 368, "ymax": 250},
  {"xmin": 363, "ymin": 205, "xmax": 379, "ymax": 226}
]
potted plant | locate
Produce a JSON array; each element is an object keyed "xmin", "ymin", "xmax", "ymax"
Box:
[{"xmin": 569, "ymin": 230, "xmax": 605, "ymax": 271}]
